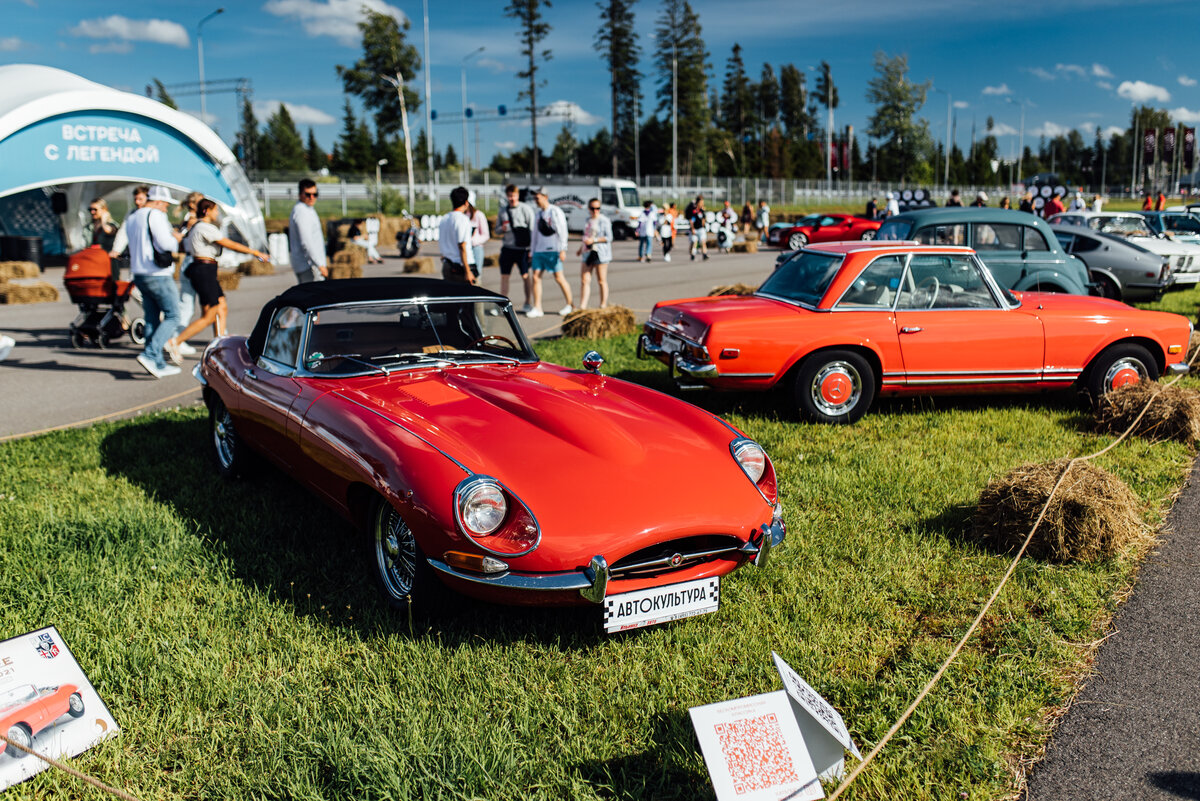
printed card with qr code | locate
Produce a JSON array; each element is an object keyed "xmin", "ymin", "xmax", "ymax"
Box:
[
  {"xmin": 772, "ymin": 652, "xmax": 862, "ymax": 760},
  {"xmin": 0, "ymin": 626, "xmax": 120, "ymax": 791},
  {"xmin": 689, "ymin": 690, "xmax": 824, "ymax": 801}
]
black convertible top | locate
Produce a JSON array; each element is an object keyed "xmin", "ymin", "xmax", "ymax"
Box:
[{"xmin": 247, "ymin": 277, "xmax": 508, "ymax": 360}]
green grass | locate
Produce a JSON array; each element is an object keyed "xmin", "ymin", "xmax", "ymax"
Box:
[{"xmin": 3, "ymin": 290, "xmax": 1199, "ymax": 799}]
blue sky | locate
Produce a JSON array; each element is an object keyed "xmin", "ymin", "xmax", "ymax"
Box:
[{"xmin": 1, "ymin": 0, "xmax": 1196, "ymax": 170}]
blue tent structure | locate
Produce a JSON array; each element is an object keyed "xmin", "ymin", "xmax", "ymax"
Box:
[{"xmin": 0, "ymin": 64, "xmax": 265, "ymax": 260}]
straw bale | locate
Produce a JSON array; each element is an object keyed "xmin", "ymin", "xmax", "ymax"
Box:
[
  {"xmin": 216, "ymin": 271, "xmax": 241, "ymax": 292},
  {"xmin": 971, "ymin": 458, "xmax": 1147, "ymax": 562},
  {"xmin": 732, "ymin": 240, "xmax": 759, "ymax": 253},
  {"xmin": 1, "ymin": 279, "xmax": 58, "ymax": 304},
  {"xmin": 1093, "ymin": 382, "xmax": 1200, "ymax": 444},
  {"xmin": 237, "ymin": 260, "xmax": 275, "ymax": 276},
  {"xmin": 561, "ymin": 306, "xmax": 637, "ymax": 339},
  {"xmin": 328, "ymin": 261, "xmax": 363, "ymax": 280},
  {"xmin": 483, "ymin": 254, "xmax": 499, "ymax": 268},
  {"xmin": 404, "ymin": 257, "xmax": 436, "ymax": 274},
  {"xmin": 0, "ymin": 261, "xmax": 39, "ymax": 281},
  {"xmin": 1188, "ymin": 330, "xmax": 1200, "ymax": 364},
  {"xmin": 265, "ymin": 219, "xmax": 289, "ymax": 235},
  {"xmin": 708, "ymin": 283, "xmax": 757, "ymax": 297},
  {"xmin": 331, "ymin": 247, "xmax": 367, "ymax": 269}
]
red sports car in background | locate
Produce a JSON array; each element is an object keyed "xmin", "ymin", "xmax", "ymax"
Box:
[
  {"xmin": 1, "ymin": 683, "xmax": 84, "ymax": 758},
  {"xmin": 196, "ymin": 278, "xmax": 784, "ymax": 633},
  {"xmin": 772, "ymin": 214, "xmax": 881, "ymax": 250},
  {"xmin": 640, "ymin": 242, "xmax": 1191, "ymax": 424}
]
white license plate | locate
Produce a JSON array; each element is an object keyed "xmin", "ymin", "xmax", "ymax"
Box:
[
  {"xmin": 603, "ymin": 577, "xmax": 719, "ymax": 633},
  {"xmin": 1173, "ymin": 273, "xmax": 1200, "ymax": 284},
  {"xmin": 661, "ymin": 334, "xmax": 682, "ymax": 354}
]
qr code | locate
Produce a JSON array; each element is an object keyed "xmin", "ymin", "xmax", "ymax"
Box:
[{"xmin": 715, "ymin": 713, "xmax": 799, "ymax": 794}]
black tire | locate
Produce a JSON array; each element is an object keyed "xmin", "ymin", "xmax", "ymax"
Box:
[
  {"xmin": 794, "ymin": 350, "xmax": 876, "ymax": 424},
  {"xmin": 96, "ymin": 333, "xmax": 110, "ymax": 349},
  {"xmin": 69, "ymin": 329, "xmax": 85, "ymax": 349},
  {"xmin": 209, "ymin": 395, "xmax": 246, "ymax": 479},
  {"xmin": 1086, "ymin": 343, "xmax": 1158, "ymax": 402},
  {"xmin": 613, "ymin": 222, "xmax": 629, "ymax": 241},
  {"xmin": 5, "ymin": 724, "xmax": 31, "ymax": 758},
  {"xmin": 67, "ymin": 692, "xmax": 85, "ymax": 718},
  {"xmin": 787, "ymin": 231, "xmax": 808, "ymax": 250},
  {"xmin": 368, "ymin": 498, "xmax": 431, "ymax": 609},
  {"xmin": 1092, "ymin": 273, "xmax": 1121, "ymax": 300},
  {"xmin": 861, "ymin": 229, "xmax": 877, "ymax": 240},
  {"xmin": 130, "ymin": 318, "xmax": 147, "ymax": 346}
]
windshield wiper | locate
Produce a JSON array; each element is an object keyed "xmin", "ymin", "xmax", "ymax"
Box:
[
  {"xmin": 376, "ymin": 352, "xmax": 455, "ymax": 368},
  {"xmin": 437, "ymin": 349, "xmax": 522, "ymax": 365},
  {"xmin": 305, "ymin": 353, "xmax": 390, "ymax": 375}
]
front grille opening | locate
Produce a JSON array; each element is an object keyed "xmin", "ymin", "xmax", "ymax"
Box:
[{"xmin": 610, "ymin": 535, "xmax": 743, "ymax": 578}]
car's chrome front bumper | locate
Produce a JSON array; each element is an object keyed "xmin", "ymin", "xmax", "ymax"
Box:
[
  {"xmin": 426, "ymin": 515, "xmax": 787, "ymax": 604},
  {"xmin": 1167, "ymin": 361, "xmax": 1191, "ymax": 376}
]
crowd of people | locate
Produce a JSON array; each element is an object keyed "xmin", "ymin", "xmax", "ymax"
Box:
[{"xmin": 861, "ymin": 187, "xmax": 1113, "ymax": 220}]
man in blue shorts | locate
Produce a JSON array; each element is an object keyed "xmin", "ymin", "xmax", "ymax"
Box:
[
  {"xmin": 528, "ymin": 187, "xmax": 573, "ymax": 317},
  {"xmin": 497, "ymin": 184, "xmax": 533, "ymax": 312}
]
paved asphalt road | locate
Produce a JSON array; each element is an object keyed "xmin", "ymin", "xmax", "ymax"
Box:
[{"xmin": 0, "ymin": 238, "xmax": 770, "ymax": 438}]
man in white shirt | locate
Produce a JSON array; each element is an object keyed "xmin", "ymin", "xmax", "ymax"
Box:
[
  {"xmin": 128, "ymin": 185, "xmax": 183, "ymax": 378},
  {"xmin": 528, "ymin": 187, "xmax": 573, "ymax": 317},
  {"xmin": 289, "ymin": 179, "xmax": 328, "ymax": 283},
  {"xmin": 438, "ymin": 186, "xmax": 476, "ymax": 284}
]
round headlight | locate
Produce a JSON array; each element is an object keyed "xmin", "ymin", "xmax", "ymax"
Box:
[
  {"xmin": 459, "ymin": 482, "xmax": 507, "ymax": 535},
  {"xmin": 732, "ymin": 440, "xmax": 767, "ymax": 483}
]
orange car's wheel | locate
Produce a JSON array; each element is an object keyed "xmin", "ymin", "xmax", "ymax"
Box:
[
  {"xmin": 1086, "ymin": 343, "xmax": 1157, "ymax": 402},
  {"xmin": 795, "ymin": 350, "xmax": 875, "ymax": 424},
  {"xmin": 368, "ymin": 499, "xmax": 432, "ymax": 610},
  {"xmin": 5, "ymin": 724, "xmax": 31, "ymax": 758},
  {"xmin": 68, "ymin": 692, "xmax": 85, "ymax": 718}
]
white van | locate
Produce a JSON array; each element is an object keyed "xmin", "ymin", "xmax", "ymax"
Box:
[{"xmin": 520, "ymin": 178, "xmax": 641, "ymax": 239}]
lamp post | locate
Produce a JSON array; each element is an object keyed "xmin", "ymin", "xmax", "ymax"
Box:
[
  {"xmin": 461, "ymin": 46, "xmax": 484, "ymax": 185},
  {"xmin": 930, "ymin": 85, "xmax": 951, "ymax": 194},
  {"xmin": 422, "ymin": 0, "xmax": 433, "ymax": 199},
  {"xmin": 1005, "ymin": 96, "xmax": 1028, "ymax": 185},
  {"xmin": 197, "ymin": 7, "xmax": 224, "ymax": 124},
  {"xmin": 376, "ymin": 159, "xmax": 388, "ymax": 212}
]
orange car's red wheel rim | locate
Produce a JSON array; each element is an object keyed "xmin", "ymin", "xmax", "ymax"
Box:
[
  {"xmin": 1104, "ymin": 357, "xmax": 1148, "ymax": 392},
  {"xmin": 811, "ymin": 362, "xmax": 862, "ymax": 416}
]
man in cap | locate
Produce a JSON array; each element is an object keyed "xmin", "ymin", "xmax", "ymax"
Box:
[
  {"xmin": 885, "ymin": 191, "xmax": 900, "ymax": 217},
  {"xmin": 128, "ymin": 185, "xmax": 183, "ymax": 378},
  {"xmin": 528, "ymin": 187, "xmax": 572, "ymax": 317},
  {"xmin": 289, "ymin": 178, "xmax": 328, "ymax": 283},
  {"xmin": 970, "ymin": 191, "xmax": 988, "ymax": 207},
  {"xmin": 438, "ymin": 186, "xmax": 476, "ymax": 284}
]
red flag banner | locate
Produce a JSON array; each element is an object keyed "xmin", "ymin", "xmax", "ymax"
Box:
[
  {"xmin": 1184, "ymin": 128, "xmax": 1195, "ymax": 172},
  {"xmin": 1163, "ymin": 128, "xmax": 1176, "ymax": 164},
  {"xmin": 1144, "ymin": 129, "xmax": 1158, "ymax": 167}
]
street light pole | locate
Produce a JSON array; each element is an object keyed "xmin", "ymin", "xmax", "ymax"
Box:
[
  {"xmin": 197, "ymin": 8, "xmax": 224, "ymax": 124},
  {"xmin": 461, "ymin": 46, "xmax": 484, "ymax": 185},
  {"xmin": 376, "ymin": 159, "xmax": 388, "ymax": 213},
  {"xmin": 672, "ymin": 43, "xmax": 677, "ymax": 202},
  {"xmin": 422, "ymin": 0, "xmax": 433, "ymax": 198},
  {"xmin": 930, "ymin": 86, "xmax": 952, "ymax": 195}
]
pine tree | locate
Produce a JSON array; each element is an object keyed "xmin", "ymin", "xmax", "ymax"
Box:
[
  {"xmin": 506, "ymin": 0, "xmax": 552, "ymax": 177},
  {"xmin": 719, "ymin": 44, "xmax": 753, "ymax": 172},
  {"xmin": 444, "ymin": 143, "xmax": 458, "ymax": 168},
  {"xmin": 548, "ymin": 123, "xmax": 579, "ymax": 175},
  {"xmin": 595, "ymin": 0, "xmax": 640, "ymax": 176},
  {"xmin": 306, "ymin": 128, "xmax": 327, "ymax": 171},
  {"xmin": 336, "ymin": 10, "xmax": 421, "ymax": 138},
  {"xmin": 654, "ymin": 0, "xmax": 709, "ymax": 176},
  {"xmin": 779, "ymin": 64, "xmax": 811, "ymax": 138},
  {"xmin": 151, "ymin": 79, "xmax": 178, "ymax": 110},
  {"xmin": 236, "ymin": 97, "xmax": 258, "ymax": 169},
  {"xmin": 865, "ymin": 52, "xmax": 931, "ymax": 183},
  {"xmin": 259, "ymin": 104, "xmax": 306, "ymax": 171},
  {"xmin": 334, "ymin": 101, "xmax": 374, "ymax": 172}
]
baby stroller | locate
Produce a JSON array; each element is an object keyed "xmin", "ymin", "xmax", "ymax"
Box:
[{"xmin": 63, "ymin": 246, "xmax": 145, "ymax": 349}]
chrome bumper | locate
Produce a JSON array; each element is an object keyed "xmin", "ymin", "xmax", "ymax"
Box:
[
  {"xmin": 426, "ymin": 514, "xmax": 787, "ymax": 604},
  {"xmin": 638, "ymin": 334, "xmax": 717, "ymax": 383},
  {"xmin": 192, "ymin": 364, "xmax": 207, "ymax": 386},
  {"xmin": 1167, "ymin": 362, "xmax": 1191, "ymax": 376}
]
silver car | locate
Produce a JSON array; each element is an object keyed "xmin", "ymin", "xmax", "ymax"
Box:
[
  {"xmin": 1051, "ymin": 224, "xmax": 1171, "ymax": 301},
  {"xmin": 1049, "ymin": 211, "xmax": 1200, "ymax": 288}
]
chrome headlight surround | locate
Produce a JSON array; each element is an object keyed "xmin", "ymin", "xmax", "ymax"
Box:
[
  {"xmin": 452, "ymin": 474, "xmax": 541, "ymax": 556},
  {"xmin": 729, "ymin": 437, "xmax": 778, "ymax": 504}
]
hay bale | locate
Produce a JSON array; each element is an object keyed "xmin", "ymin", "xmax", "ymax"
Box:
[
  {"xmin": 328, "ymin": 261, "xmax": 363, "ymax": 280},
  {"xmin": 0, "ymin": 278, "xmax": 58, "ymax": 304},
  {"xmin": 972, "ymin": 458, "xmax": 1147, "ymax": 562},
  {"xmin": 483, "ymin": 254, "xmax": 499, "ymax": 268},
  {"xmin": 1093, "ymin": 382, "xmax": 1200, "ymax": 444},
  {"xmin": 708, "ymin": 283, "xmax": 757, "ymax": 296},
  {"xmin": 216, "ymin": 271, "xmax": 241, "ymax": 292},
  {"xmin": 560, "ymin": 306, "xmax": 637, "ymax": 339},
  {"xmin": 732, "ymin": 240, "xmax": 759, "ymax": 253},
  {"xmin": 1188, "ymin": 330, "xmax": 1200, "ymax": 364},
  {"xmin": 0, "ymin": 261, "xmax": 39, "ymax": 281},
  {"xmin": 404, "ymin": 257, "xmax": 435, "ymax": 274},
  {"xmin": 331, "ymin": 247, "xmax": 367, "ymax": 269},
  {"xmin": 237, "ymin": 260, "xmax": 275, "ymax": 276}
]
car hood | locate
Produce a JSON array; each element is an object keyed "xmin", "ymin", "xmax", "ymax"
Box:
[
  {"xmin": 329, "ymin": 364, "xmax": 771, "ymax": 564},
  {"xmin": 1123, "ymin": 236, "xmax": 1200, "ymax": 257},
  {"xmin": 651, "ymin": 295, "xmax": 800, "ymax": 334}
]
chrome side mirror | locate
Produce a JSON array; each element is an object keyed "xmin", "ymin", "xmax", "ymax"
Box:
[{"xmin": 582, "ymin": 350, "xmax": 604, "ymax": 374}]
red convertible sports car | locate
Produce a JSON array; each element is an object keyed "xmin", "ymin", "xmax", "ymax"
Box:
[
  {"xmin": 771, "ymin": 214, "xmax": 881, "ymax": 250},
  {"xmin": 639, "ymin": 242, "xmax": 1192, "ymax": 424},
  {"xmin": 196, "ymin": 278, "xmax": 784, "ymax": 632},
  {"xmin": 1, "ymin": 683, "xmax": 84, "ymax": 758}
]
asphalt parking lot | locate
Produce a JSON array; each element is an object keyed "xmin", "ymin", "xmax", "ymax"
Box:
[{"xmin": 0, "ymin": 238, "xmax": 771, "ymax": 438}]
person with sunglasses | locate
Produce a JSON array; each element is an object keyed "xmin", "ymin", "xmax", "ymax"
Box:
[
  {"xmin": 88, "ymin": 198, "xmax": 118, "ymax": 251},
  {"xmin": 577, "ymin": 201, "xmax": 612, "ymax": 309},
  {"xmin": 289, "ymin": 178, "xmax": 328, "ymax": 283}
]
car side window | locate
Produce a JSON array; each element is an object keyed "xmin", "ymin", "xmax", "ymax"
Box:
[
  {"xmin": 1022, "ymin": 226, "xmax": 1050, "ymax": 251},
  {"xmin": 914, "ymin": 223, "xmax": 966, "ymax": 246},
  {"xmin": 834, "ymin": 255, "xmax": 905, "ymax": 309},
  {"xmin": 972, "ymin": 223, "xmax": 1022, "ymax": 251},
  {"xmin": 1054, "ymin": 232, "xmax": 1074, "ymax": 251},
  {"xmin": 600, "ymin": 188, "xmax": 618, "ymax": 206},
  {"xmin": 898, "ymin": 255, "xmax": 999, "ymax": 309},
  {"xmin": 1071, "ymin": 235, "xmax": 1100, "ymax": 253},
  {"xmin": 261, "ymin": 306, "xmax": 305, "ymax": 371}
]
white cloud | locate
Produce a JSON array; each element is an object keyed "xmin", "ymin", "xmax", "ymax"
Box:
[
  {"xmin": 1103, "ymin": 126, "xmax": 1124, "ymax": 139},
  {"xmin": 1033, "ymin": 121, "xmax": 1070, "ymax": 137},
  {"xmin": 538, "ymin": 100, "xmax": 601, "ymax": 126},
  {"xmin": 1092, "ymin": 63, "xmax": 1114, "ymax": 79},
  {"xmin": 253, "ymin": 100, "xmax": 336, "ymax": 126},
  {"xmin": 0, "ymin": 36, "xmax": 25, "ymax": 51},
  {"xmin": 1056, "ymin": 63, "xmax": 1086, "ymax": 79},
  {"xmin": 953, "ymin": 100, "xmax": 969, "ymax": 109},
  {"xmin": 1096, "ymin": 81, "xmax": 1112, "ymax": 90},
  {"xmin": 1117, "ymin": 80, "xmax": 1171, "ymax": 103},
  {"xmin": 68, "ymin": 15, "xmax": 189, "ymax": 48},
  {"xmin": 1180, "ymin": 75, "xmax": 1198, "ymax": 87},
  {"xmin": 991, "ymin": 122, "xmax": 1019, "ymax": 136},
  {"xmin": 263, "ymin": 0, "xmax": 408, "ymax": 47},
  {"xmin": 1170, "ymin": 107, "xmax": 1200, "ymax": 124},
  {"xmin": 1029, "ymin": 66, "xmax": 1055, "ymax": 81},
  {"xmin": 88, "ymin": 41, "xmax": 133, "ymax": 55},
  {"xmin": 982, "ymin": 83, "xmax": 1011, "ymax": 96},
  {"xmin": 476, "ymin": 57, "xmax": 509, "ymax": 75},
  {"xmin": 494, "ymin": 141, "xmax": 517, "ymax": 150}
]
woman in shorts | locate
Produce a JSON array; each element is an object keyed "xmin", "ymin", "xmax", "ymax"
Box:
[
  {"xmin": 577, "ymin": 200, "xmax": 612, "ymax": 309},
  {"xmin": 166, "ymin": 198, "xmax": 268, "ymax": 360}
]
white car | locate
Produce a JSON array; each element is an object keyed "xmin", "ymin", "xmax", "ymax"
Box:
[{"xmin": 1048, "ymin": 211, "xmax": 1200, "ymax": 287}]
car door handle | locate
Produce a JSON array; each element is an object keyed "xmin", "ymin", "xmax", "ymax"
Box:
[
  {"xmin": 245, "ymin": 368, "xmax": 258, "ymax": 380},
  {"xmin": 900, "ymin": 326, "xmax": 923, "ymax": 334}
]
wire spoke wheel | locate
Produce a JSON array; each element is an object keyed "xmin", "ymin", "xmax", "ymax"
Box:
[{"xmin": 373, "ymin": 503, "xmax": 418, "ymax": 603}]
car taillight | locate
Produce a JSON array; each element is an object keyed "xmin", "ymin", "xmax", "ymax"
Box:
[
  {"xmin": 730, "ymin": 438, "xmax": 778, "ymax": 503},
  {"xmin": 453, "ymin": 476, "xmax": 541, "ymax": 555}
]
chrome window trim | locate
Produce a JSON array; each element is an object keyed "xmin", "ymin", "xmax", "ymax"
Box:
[{"xmin": 830, "ymin": 252, "xmax": 908, "ymax": 311}]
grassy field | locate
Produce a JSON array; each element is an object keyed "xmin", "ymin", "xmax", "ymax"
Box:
[{"xmin": 2, "ymin": 289, "xmax": 1198, "ymax": 799}]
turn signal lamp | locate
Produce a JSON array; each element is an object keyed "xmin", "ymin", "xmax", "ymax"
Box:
[{"xmin": 444, "ymin": 551, "xmax": 509, "ymax": 574}]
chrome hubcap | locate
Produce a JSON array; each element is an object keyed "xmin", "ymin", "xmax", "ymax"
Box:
[
  {"xmin": 69, "ymin": 694, "xmax": 83, "ymax": 713},
  {"xmin": 213, "ymin": 410, "xmax": 234, "ymax": 468},
  {"xmin": 811, "ymin": 361, "xmax": 862, "ymax": 416},
  {"xmin": 1104, "ymin": 357, "xmax": 1147, "ymax": 392},
  {"xmin": 376, "ymin": 506, "xmax": 416, "ymax": 599},
  {"xmin": 8, "ymin": 726, "xmax": 29, "ymax": 748}
]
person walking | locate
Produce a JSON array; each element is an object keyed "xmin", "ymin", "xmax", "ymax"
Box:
[
  {"xmin": 170, "ymin": 190, "xmax": 205, "ymax": 363},
  {"xmin": 438, "ymin": 186, "xmax": 476, "ymax": 285},
  {"xmin": 946, "ymin": 189, "xmax": 963, "ymax": 207},
  {"xmin": 108, "ymin": 184, "xmax": 149, "ymax": 260},
  {"xmin": 864, "ymin": 196, "xmax": 878, "ymax": 220},
  {"xmin": 289, "ymin": 178, "xmax": 327, "ymax": 283},
  {"xmin": 497, "ymin": 184, "xmax": 534, "ymax": 312},
  {"xmin": 885, "ymin": 192, "xmax": 900, "ymax": 217},
  {"xmin": 970, "ymin": 191, "xmax": 988, "ymax": 207},
  {"xmin": 529, "ymin": 187, "xmax": 572, "ymax": 317},
  {"xmin": 1019, "ymin": 191, "xmax": 1035, "ymax": 213},
  {"xmin": 740, "ymin": 202, "xmax": 754, "ymax": 235},
  {"xmin": 755, "ymin": 199, "xmax": 771, "ymax": 243},
  {"xmin": 87, "ymin": 198, "xmax": 117, "ymax": 251},
  {"xmin": 1042, "ymin": 191, "xmax": 1064, "ymax": 219},
  {"xmin": 166, "ymin": 198, "xmax": 268, "ymax": 359},
  {"xmin": 718, "ymin": 200, "xmax": 737, "ymax": 252},
  {"xmin": 1156, "ymin": 191, "xmax": 1167, "ymax": 211},
  {"xmin": 128, "ymin": 186, "xmax": 183, "ymax": 379},
  {"xmin": 660, "ymin": 202, "xmax": 678, "ymax": 262},
  {"xmin": 1141, "ymin": 192, "xmax": 1153, "ymax": 211},
  {"xmin": 577, "ymin": 199, "xmax": 612, "ymax": 309},
  {"xmin": 466, "ymin": 193, "xmax": 490, "ymax": 273},
  {"xmin": 689, "ymin": 197, "xmax": 709, "ymax": 261},
  {"xmin": 1067, "ymin": 191, "xmax": 1087, "ymax": 212},
  {"xmin": 636, "ymin": 201, "xmax": 658, "ymax": 262}
]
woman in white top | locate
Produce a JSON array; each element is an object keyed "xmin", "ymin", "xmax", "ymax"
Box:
[
  {"xmin": 467, "ymin": 198, "xmax": 490, "ymax": 272},
  {"xmin": 166, "ymin": 198, "xmax": 268, "ymax": 360},
  {"xmin": 577, "ymin": 200, "xmax": 613, "ymax": 309}
]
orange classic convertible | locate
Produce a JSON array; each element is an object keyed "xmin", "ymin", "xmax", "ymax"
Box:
[{"xmin": 640, "ymin": 242, "xmax": 1192, "ymax": 423}]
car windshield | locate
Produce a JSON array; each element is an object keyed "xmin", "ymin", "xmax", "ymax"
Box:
[
  {"xmin": 620, "ymin": 187, "xmax": 639, "ymax": 208},
  {"xmin": 876, "ymin": 219, "xmax": 912, "ymax": 240},
  {"xmin": 758, "ymin": 251, "xmax": 844, "ymax": 306},
  {"xmin": 1164, "ymin": 215, "xmax": 1200, "ymax": 233},
  {"xmin": 1092, "ymin": 215, "xmax": 1153, "ymax": 237},
  {"xmin": 303, "ymin": 299, "xmax": 536, "ymax": 376},
  {"xmin": 0, "ymin": 685, "xmax": 36, "ymax": 712}
]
